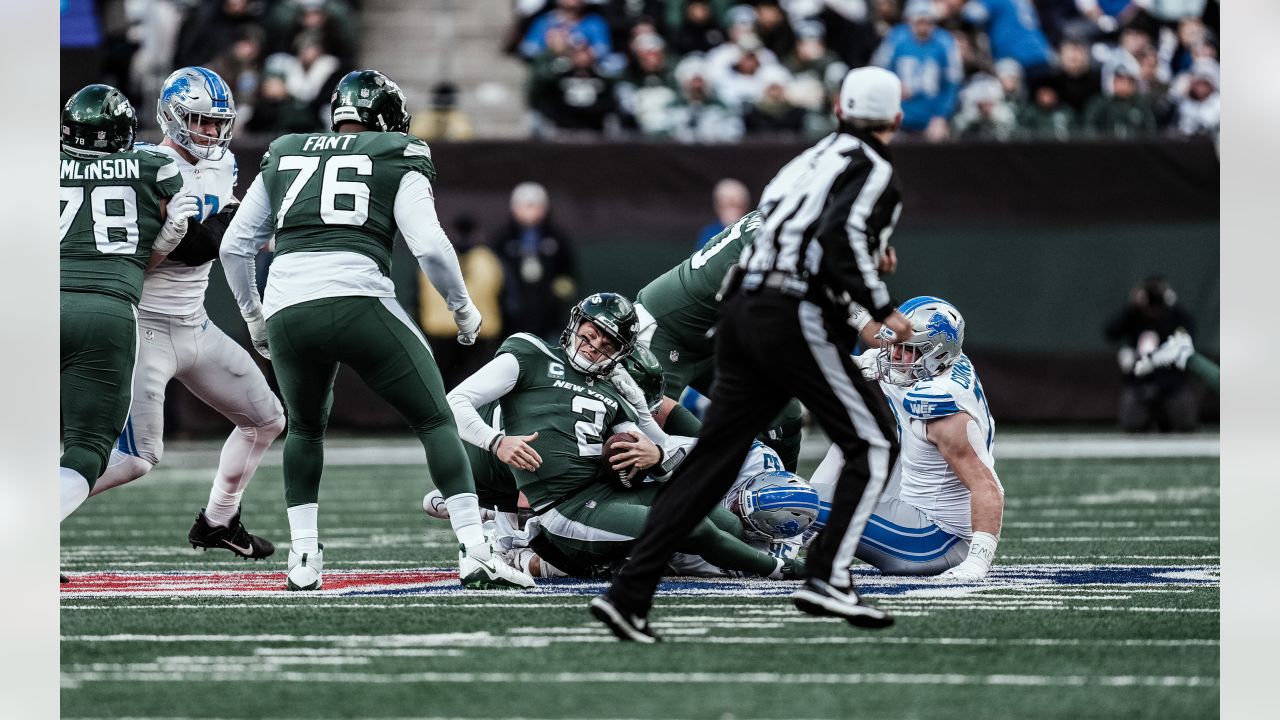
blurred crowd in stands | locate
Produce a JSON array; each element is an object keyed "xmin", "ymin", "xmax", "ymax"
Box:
[
  {"xmin": 60, "ymin": 0, "xmax": 362, "ymax": 135},
  {"xmin": 508, "ymin": 0, "xmax": 1220, "ymax": 142}
]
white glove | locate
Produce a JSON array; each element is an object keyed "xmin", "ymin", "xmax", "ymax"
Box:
[
  {"xmin": 940, "ymin": 531, "xmax": 998, "ymax": 581},
  {"xmin": 244, "ymin": 311, "xmax": 271, "ymax": 359},
  {"xmin": 851, "ymin": 352, "xmax": 879, "ymax": 381},
  {"xmin": 154, "ymin": 193, "xmax": 200, "ymax": 253},
  {"xmin": 1134, "ymin": 330, "xmax": 1194, "ymax": 376},
  {"xmin": 847, "ymin": 302, "xmax": 871, "ymax": 333},
  {"xmin": 608, "ymin": 364, "xmax": 648, "ymax": 413},
  {"xmin": 453, "ymin": 301, "xmax": 482, "ymax": 346}
]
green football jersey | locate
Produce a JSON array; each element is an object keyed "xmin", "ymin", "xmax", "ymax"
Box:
[
  {"xmin": 635, "ymin": 211, "xmax": 762, "ymax": 355},
  {"xmin": 496, "ymin": 333, "xmax": 637, "ymax": 509},
  {"xmin": 259, "ymin": 131, "xmax": 437, "ymax": 275},
  {"xmin": 59, "ymin": 149, "xmax": 184, "ymax": 304}
]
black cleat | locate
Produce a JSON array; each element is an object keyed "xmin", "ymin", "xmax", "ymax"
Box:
[
  {"xmin": 791, "ymin": 578, "xmax": 894, "ymax": 629},
  {"xmin": 589, "ymin": 595, "xmax": 661, "ymax": 643},
  {"xmin": 60, "ymin": 573, "xmax": 69, "ymax": 584},
  {"xmin": 188, "ymin": 508, "xmax": 275, "ymax": 560}
]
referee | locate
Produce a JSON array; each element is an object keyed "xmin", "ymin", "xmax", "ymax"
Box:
[{"xmin": 590, "ymin": 67, "xmax": 914, "ymax": 642}]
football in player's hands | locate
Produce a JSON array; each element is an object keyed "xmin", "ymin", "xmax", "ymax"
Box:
[{"xmin": 601, "ymin": 432, "xmax": 646, "ymax": 490}]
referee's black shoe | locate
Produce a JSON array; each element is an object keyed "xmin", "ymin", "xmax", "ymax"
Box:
[
  {"xmin": 589, "ymin": 595, "xmax": 661, "ymax": 643},
  {"xmin": 791, "ymin": 578, "xmax": 894, "ymax": 629}
]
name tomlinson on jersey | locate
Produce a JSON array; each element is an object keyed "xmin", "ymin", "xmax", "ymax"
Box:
[{"xmin": 60, "ymin": 158, "xmax": 141, "ymax": 181}]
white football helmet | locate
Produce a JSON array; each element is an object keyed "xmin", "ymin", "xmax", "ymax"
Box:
[
  {"xmin": 876, "ymin": 296, "xmax": 965, "ymax": 386},
  {"xmin": 735, "ymin": 471, "xmax": 821, "ymax": 541},
  {"xmin": 157, "ymin": 67, "xmax": 236, "ymax": 161}
]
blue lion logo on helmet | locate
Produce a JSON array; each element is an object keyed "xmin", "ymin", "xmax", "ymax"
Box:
[
  {"xmin": 161, "ymin": 75, "xmax": 194, "ymax": 104},
  {"xmin": 926, "ymin": 312, "xmax": 959, "ymax": 342}
]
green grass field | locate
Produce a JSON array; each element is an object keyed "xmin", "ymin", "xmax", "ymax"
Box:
[{"xmin": 60, "ymin": 434, "xmax": 1219, "ymax": 720}]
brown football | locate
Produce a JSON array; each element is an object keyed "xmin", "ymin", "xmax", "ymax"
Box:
[{"xmin": 601, "ymin": 432, "xmax": 645, "ymax": 490}]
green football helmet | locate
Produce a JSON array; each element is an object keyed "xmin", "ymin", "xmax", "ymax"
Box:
[
  {"xmin": 625, "ymin": 345, "xmax": 666, "ymax": 414},
  {"xmin": 330, "ymin": 70, "xmax": 411, "ymax": 133},
  {"xmin": 561, "ymin": 293, "xmax": 639, "ymax": 376},
  {"xmin": 61, "ymin": 84, "xmax": 138, "ymax": 159}
]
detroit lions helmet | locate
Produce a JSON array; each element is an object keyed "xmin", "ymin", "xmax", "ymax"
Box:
[
  {"xmin": 736, "ymin": 471, "xmax": 821, "ymax": 541},
  {"xmin": 157, "ymin": 67, "xmax": 237, "ymax": 161},
  {"xmin": 876, "ymin": 296, "xmax": 965, "ymax": 386},
  {"xmin": 560, "ymin": 293, "xmax": 639, "ymax": 376}
]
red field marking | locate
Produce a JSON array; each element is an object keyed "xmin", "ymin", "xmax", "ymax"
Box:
[{"xmin": 60, "ymin": 569, "xmax": 457, "ymax": 595}]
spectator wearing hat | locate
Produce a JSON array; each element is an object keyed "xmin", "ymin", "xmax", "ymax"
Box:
[
  {"xmin": 646, "ymin": 54, "xmax": 744, "ymax": 142},
  {"xmin": 1172, "ymin": 58, "xmax": 1218, "ymax": 137},
  {"xmin": 207, "ymin": 24, "xmax": 267, "ymax": 126},
  {"xmin": 264, "ymin": 0, "xmax": 358, "ymax": 68},
  {"xmin": 520, "ymin": 0, "xmax": 612, "ymax": 62},
  {"xmin": 706, "ymin": 5, "xmax": 782, "ymax": 85},
  {"xmin": 491, "ymin": 182, "xmax": 578, "ymax": 341},
  {"xmin": 712, "ymin": 35, "xmax": 780, "ymax": 114},
  {"xmin": 952, "ymin": 73, "xmax": 1017, "ymax": 140},
  {"xmin": 786, "ymin": 20, "xmax": 848, "ymax": 86},
  {"xmin": 257, "ymin": 31, "xmax": 345, "ymax": 132},
  {"xmin": 617, "ymin": 32, "xmax": 678, "ymax": 130},
  {"xmin": 528, "ymin": 37, "xmax": 619, "ymax": 134},
  {"xmin": 1084, "ymin": 53, "xmax": 1156, "ymax": 137},
  {"xmin": 744, "ymin": 65, "xmax": 807, "ymax": 136},
  {"xmin": 872, "ymin": 0, "xmax": 963, "ymax": 141},
  {"xmin": 994, "ymin": 58, "xmax": 1029, "ymax": 116}
]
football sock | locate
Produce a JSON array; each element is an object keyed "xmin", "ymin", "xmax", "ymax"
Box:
[
  {"xmin": 208, "ymin": 419, "xmax": 283, "ymax": 526},
  {"xmin": 685, "ymin": 520, "xmax": 779, "ymax": 577},
  {"xmin": 287, "ymin": 503, "xmax": 320, "ymax": 555},
  {"xmin": 60, "ymin": 467, "xmax": 91, "ymax": 521},
  {"xmin": 445, "ymin": 492, "xmax": 487, "ymax": 550},
  {"xmin": 90, "ymin": 450, "xmax": 154, "ymax": 496},
  {"xmin": 204, "ymin": 486, "xmax": 244, "ymax": 528}
]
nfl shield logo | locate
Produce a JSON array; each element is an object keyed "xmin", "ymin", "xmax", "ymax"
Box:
[
  {"xmin": 97, "ymin": 131, "xmax": 106, "ymax": 140},
  {"xmin": 670, "ymin": 350, "xmax": 679, "ymax": 363}
]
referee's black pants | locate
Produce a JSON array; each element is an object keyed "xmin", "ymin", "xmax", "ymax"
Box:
[{"xmin": 605, "ymin": 290, "xmax": 900, "ymax": 616}]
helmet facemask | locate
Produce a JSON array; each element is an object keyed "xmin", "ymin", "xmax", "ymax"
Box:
[{"xmin": 563, "ymin": 314, "xmax": 629, "ymax": 376}]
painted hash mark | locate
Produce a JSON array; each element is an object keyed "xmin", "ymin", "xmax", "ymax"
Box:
[{"xmin": 60, "ymin": 564, "xmax": 1219, "ymax": 599}]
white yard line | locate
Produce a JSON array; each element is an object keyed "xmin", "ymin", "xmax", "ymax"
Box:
[{"xmin": 59, "ymin": 669, "xmax": 1217, "ymax": 688}]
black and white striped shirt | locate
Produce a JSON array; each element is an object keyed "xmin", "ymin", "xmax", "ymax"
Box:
[{"xmin": 741, "ymin": 130, "xmax": 903, "ymax": 321}]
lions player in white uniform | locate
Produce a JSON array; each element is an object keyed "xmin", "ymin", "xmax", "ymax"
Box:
[
  {"xmin": 92, "ymin": 67, "xmax": 285, "ymax": 559},
  {"xmin": 808, "ymin": 296, "xmax": 1004, "ymax": 580}
]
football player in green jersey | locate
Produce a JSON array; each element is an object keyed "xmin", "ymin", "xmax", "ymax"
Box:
[
  {"xmin": 221, "ymin": 70, "xmax": 532, "ymax": 591},
  {"xmin": 60, "ymin": 84, "xmax": 198, "ymax": 525},
  {"xmin": 447, "ymin": 294, "xmax": 803, "ymax": 580}
]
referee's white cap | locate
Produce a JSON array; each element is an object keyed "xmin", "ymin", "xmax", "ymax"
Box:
[{"xmin": 838, "ymin": 67, "xmax": 903, "ymax": 121}]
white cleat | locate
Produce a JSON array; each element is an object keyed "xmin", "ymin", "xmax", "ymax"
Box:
[
  {"xmin": 286, "ymin": 545, "xmax": 324, "ymax": 591},
  {"xmin": 458, "ymin": 542, "xmax": 535, "ymax": 589}
]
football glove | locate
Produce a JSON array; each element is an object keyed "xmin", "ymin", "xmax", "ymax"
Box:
[
  {"xmin": 1134, "ymin": 330, "xmax": 1194, "ymax": 376},
  {"xmin": 154, "ymin": 193, "xmax": 200, "ymax": 253},
  {"xmin": 851, "ymin": 352, "xmax": 879, "ymax": 381},
  {"xmin": 453, "ymin": 301, "xmax": 482, "ymax": 346},
  {"xmin": 939, "ymin": 531, "xmax": 998, "ymax": 582},
  {"xmin": 608, "ymin": 365, "xmax": 649, "ymax": 413},
  {"xmin": 244, "ymin": 310, "xmax": 271, "ymax": 359}
]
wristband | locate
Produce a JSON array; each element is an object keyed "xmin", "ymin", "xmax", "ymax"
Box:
[{"xmin": 488, "ymin": 433, "xmax": 505, "ymax": 453}]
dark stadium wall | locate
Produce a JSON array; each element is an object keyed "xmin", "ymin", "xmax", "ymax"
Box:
[{"xmin": 176, "ymin": 138, "xmax": 1218, "ymax": 431}]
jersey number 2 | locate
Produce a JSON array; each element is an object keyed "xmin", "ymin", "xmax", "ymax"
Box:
[
  {"xmin": 572, "ymin": 395, "xmax": 607, "ymax": 457},
  {"xmin": 276, "ymin": 154, "xmax": 373, "ymax": 228}
]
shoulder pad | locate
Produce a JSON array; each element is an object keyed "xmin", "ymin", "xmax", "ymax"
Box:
[
  {"xmin": 900, "ymin": 380, "xmax": 961, "ymax": 420},
  {"xmin": 498, "ymin": 332, "xmax": 563, "ymax": 364},
  {"xmin": 400, "ymin": 136, "xmax": 437, "ymax": 182}
]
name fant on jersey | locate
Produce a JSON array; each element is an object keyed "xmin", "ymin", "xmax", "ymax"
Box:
[
  {"xmin": 300, "ymin": 134, "xmax": 360, "ymax": 152},
  {"xmin": 60, "ymin": 158, "xmax": 141, "ymax": 181},
  {"xmin": 552, "ymin": 379, "xmax": 619, "ymax": 411}
]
